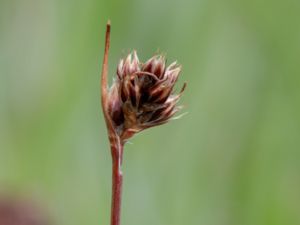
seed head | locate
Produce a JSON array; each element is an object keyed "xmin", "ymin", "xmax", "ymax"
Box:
[
  {"xmin": 101, "ymin": 23, "xmax": 186, "ymax": 143},
  {"xmin": 105, "ymin": 51, "xmax": 186, "ymax": 141}
]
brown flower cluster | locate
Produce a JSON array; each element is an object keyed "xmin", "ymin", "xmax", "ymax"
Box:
[{"xmin": 106, "ymin": 51, "xmax": 186, "ymax": 141}]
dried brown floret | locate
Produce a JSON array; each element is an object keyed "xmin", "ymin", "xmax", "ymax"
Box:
[{"xmin": 105, "ymin": 51, "xmax": 186, "ymax": 141}]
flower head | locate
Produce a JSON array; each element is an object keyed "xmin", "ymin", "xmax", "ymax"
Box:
[
  {"xmin": 105, "ymin": 51, "xmax": 186, "ymax": 141},
  {"xmin": 101, "ymin": 22, "xmax": 186, "ymax": 143}
]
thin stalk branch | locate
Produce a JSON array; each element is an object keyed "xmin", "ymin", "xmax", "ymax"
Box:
[
  {"xmin": 100, "ymin": 20, "xmax": 125, "ymax": 225},
  {"xmin": 110, "ymin": 138, "xmax": 124, "ymax": 225}
]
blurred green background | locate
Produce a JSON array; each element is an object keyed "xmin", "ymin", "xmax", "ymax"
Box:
[{"xmin": 1, "ymin": 0, "xmax": 300, "ymax": 225}]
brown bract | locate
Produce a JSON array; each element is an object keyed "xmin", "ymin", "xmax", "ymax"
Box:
[{"xmin": 106, "ymin": 51, "xmax": 186, "ymax": 141}]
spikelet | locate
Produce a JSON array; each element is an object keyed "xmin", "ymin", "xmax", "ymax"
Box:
[{"xmin": 105, "ymin": 51, "xmax": 186, "ymax": 141}]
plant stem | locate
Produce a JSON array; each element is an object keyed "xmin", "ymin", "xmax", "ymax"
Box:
[
  {"xmin": 110, "ymin": 137, "xmax": 124, "ymax": 225},
  {"xmin": 100, "ymin": 20, "xmax": 125, "ymax": 225}
]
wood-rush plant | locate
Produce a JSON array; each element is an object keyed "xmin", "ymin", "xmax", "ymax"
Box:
[{"xmin": 100, "ymin": 21, "xmax": 186, "ymax": 225}]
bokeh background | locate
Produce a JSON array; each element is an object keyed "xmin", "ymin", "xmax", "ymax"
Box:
[{"xmin": 1, "ymin": 0, "xmax": 300, "ymax": 225}]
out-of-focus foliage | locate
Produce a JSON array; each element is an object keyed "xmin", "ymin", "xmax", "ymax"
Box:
[{"xmin": 1, "ymin": 0, "xmax": 299, "ymax": 225}]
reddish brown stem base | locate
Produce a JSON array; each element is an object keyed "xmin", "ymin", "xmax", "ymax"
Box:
[{"xmin": 110, "ymin": 141, "xmax": 124, "ymax": 225}]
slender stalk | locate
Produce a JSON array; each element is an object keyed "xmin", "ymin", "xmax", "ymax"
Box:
[
  {"xmin": 100, "ymin": 20, "xmax": 125, "ymax": 225},
  {"xmin": 110, "ymin": 137, "xmax": 124, "ymax": 225}
]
